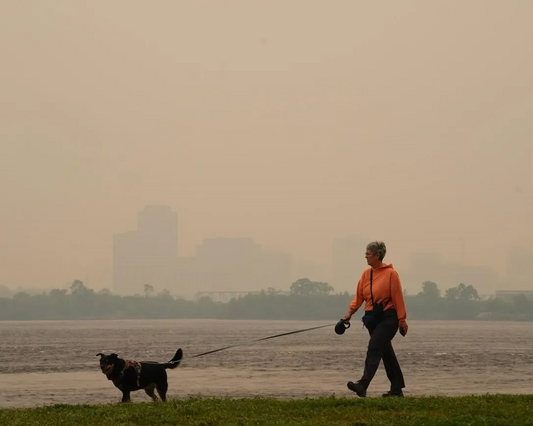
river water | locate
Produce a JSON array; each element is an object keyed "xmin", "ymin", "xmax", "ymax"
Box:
[{"xmin": 0, "ymin": 319, "xmax": 531, "ymax": 407}]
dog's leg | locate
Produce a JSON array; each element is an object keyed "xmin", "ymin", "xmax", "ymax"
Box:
[
  {"xmin": 156, "ymin": 382, "xmax": 168, "ymax": 402},
  {"xmin": 121, "ymin": 390, "xmax": 131, "ymax": 403},
  {"xmin": 144, "ymin": 384, "xmax": 158, "ymax": 402}
]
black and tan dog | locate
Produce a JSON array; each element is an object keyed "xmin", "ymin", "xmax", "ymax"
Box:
[{"xmin": 97, "ymin": 348, "xmax": 183, "ymax": 402}]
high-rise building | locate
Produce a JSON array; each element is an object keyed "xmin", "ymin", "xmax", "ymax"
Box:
[
  {"xmin": 181, "ymin": 237, "xmax": 291, "ymax": 295},
  {"xmin": 113, "ymin": 206, "xmax": 178, "ymax": 295}
]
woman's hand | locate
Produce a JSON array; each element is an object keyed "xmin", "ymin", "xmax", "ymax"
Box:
[
  {"xmin": 342, "ymin": 312, "xmax": 353, "ymax": 323},
  {"xmin": 399, "ymin": 320, "xmax": 408, "ymax": 336}
]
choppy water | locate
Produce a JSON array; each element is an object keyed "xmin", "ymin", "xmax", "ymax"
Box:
[{"xmin": 0, "ymin": 319, "xmax": 531, "ymax": 407}]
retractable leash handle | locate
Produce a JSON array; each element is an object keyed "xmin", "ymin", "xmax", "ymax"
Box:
[
  {"xmin": 190, "ymin": 323, "xmax": 336, "ymax": 359},
  {"xmin": 334, "ymin": 319, "xmax": 351, "ymax": 335}
]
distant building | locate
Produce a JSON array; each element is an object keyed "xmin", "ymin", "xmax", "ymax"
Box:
[
  {"xmin": 402, "ymin": 252, "xmax": 502, "ymax": 295},
  {"xmin": 495, "ymin": 290, "xmax": 533, "ymax": 303},
  {"xmin": 175, "ymin": 238, "xmax": 291, "ymax": 297},
  {"xmin": 505, "ymin": 247, "xmax": 533, "ymax": 289},
  {"xmin": 113, "ymin": 206, "xmax": 178, "ymax": 295},
  {"xmin": 291, "ymin": 258, "xmax": 330, "ymax": 284},
  {"xmin": 258, "ymin": 249, "xmax": 292, "ymax": 290},
  {"xmin": 332, "ymin": 235, "xmax": 367, "ymax": 293},
  {"xmin": 446, "ymin": 263, "xmax": 501, "ymax": 294},
  {"xmin": 404, "ymin": 252, "xmax": 443, "ymax": 291}
]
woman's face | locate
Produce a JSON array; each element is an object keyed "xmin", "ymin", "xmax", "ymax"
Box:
[{"xmin": 365, "ymin": 250, "xmax": 378, "ymax": 265}]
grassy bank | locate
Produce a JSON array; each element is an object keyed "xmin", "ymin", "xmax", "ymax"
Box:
[{"xmin": 1, "ymin": 395, "xmax": 532, "ymax": 426}]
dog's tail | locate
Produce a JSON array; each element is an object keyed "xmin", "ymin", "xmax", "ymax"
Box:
[{"xmin": 164, "ymin": 348, "xmax": 183, "ymax": 370}]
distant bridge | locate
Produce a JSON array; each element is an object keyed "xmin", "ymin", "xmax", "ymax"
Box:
[{"xmin": 193, "ymin": 290, "xmax": 289, "ymax": 303}]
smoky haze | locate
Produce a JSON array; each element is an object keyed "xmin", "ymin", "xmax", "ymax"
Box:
[{"xmin": 0, "ymin": 1, "xmax": 532, "ymax": 296}]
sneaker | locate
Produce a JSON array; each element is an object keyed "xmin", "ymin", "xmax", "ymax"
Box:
[
  {"xmin": 382, "ymin": 391, "xmax": 404, "ymax": 398},
  {"xmin": 347, "ymin": 381, "xmax": 367, "ymax": 398}
]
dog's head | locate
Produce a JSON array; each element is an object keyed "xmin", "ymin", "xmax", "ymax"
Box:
[{"xmin": 96, "ymin": 353, "xmax": 120, "ymax": 376}]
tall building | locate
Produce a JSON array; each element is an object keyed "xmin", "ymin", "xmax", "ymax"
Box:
[
  {"xmin": 257, "ymin": 249, "xmax": 292, "ymax": 290},
  {"xmin": 332, "ymin": 235, "xmax": 368, "ymax": 293},
  {"xmin": 113, "ymin": 206, "xmax": 178, "ymax": 295},
  {"xmin": 177, "ymin": 237, "xmax": 291, "ymax": 296},
  {"xmin": 194, "ymin": 238, "xmax": 261, "ymax": 292}
]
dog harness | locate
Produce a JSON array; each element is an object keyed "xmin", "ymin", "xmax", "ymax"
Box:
[{"xmin": 113, "ymin": 360, "xmax": 142, "ymax": 389}]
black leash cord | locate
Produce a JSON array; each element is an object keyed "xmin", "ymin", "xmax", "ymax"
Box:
[{"xmin": 190, "ymin": 323, "xmax": 335, "ymax": 359}]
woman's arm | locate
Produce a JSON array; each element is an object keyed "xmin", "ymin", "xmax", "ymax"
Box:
[
  {"xmin": 343, "ymin": 272, "xmax": 366, "ymax": 321},
  {"xmin": 390, "ymin": 271, "xmax": 408, "ymax": 335}
]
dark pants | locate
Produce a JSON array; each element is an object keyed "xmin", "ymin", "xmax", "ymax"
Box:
[{"xmin": 359, "ymin": 308, "xmax": 405, "ymax": 392}]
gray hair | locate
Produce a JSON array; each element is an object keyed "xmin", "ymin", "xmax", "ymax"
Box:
[{"xmin": 366, "ymin": 241, "xmax": 387, "ymax": 261}]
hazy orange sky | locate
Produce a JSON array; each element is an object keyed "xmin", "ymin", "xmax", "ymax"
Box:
[{"xmin": 1, "ymin": 1, "xmax": 531, "ymax": 290}]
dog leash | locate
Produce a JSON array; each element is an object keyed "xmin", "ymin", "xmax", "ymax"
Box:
[{"xmin": 190, "ymin": 323, "xmax": 336, "ymax": 359}]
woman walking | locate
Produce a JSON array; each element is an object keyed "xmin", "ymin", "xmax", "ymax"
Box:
[{"xmin": 342, "ymin": 241, "xmax": 408, "ymax": 397}]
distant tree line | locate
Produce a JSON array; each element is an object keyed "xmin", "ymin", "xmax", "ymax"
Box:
[{"xmin": 0, "ymin": 278, "xmax": 531, "ymax": 321}]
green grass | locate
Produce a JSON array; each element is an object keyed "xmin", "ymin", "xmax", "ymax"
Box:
[{"xmin": 1, "ymin": 395, "xmax": 532, "ymax": 426}]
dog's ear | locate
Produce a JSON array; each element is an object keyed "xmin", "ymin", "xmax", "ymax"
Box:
[
  {"xmin": 96, "ymin": 353, "xmax": 106, "ymax": 358},
  {"xmin": 109, "ymin": 353, "xmax": 119, "ymax": 360}
]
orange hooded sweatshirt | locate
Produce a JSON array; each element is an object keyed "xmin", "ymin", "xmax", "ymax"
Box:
[{"xmin": 349, "ymin": 264, "xmax": 407, "ymax": 323}]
